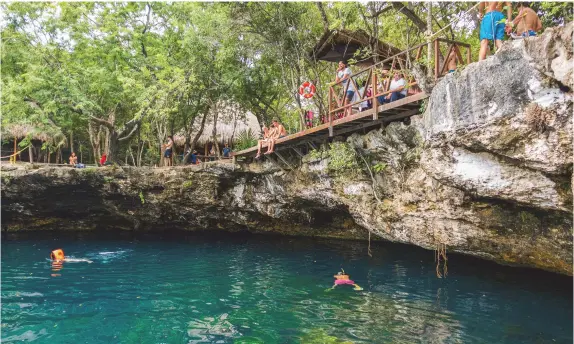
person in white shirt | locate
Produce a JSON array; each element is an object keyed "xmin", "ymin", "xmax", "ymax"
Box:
[
  {"xmin": 335, "ymin": 60, "xmax": 355, "ymax": 116},
  {"xmin": 380, "ymin": 72, "xmax": 407, "ymax": 104}
]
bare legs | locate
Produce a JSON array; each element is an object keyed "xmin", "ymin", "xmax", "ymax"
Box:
[
  {"xmin": 264, "ymin": 139, "xmax": 276, "ymax": 154},
  {"xmin": 479, "ymin": 39, "xmax": 503, "ymax": 61},
  {"xmin": 255, "ymin": 139, "xmax": 267, "ymax": 158}
]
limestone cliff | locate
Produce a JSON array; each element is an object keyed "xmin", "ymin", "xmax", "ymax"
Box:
[{"xmin": 1, "ymin": 25, "xmax": 572, "ymax": 275}]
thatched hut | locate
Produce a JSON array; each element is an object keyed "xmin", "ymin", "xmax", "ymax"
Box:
[
  {"xmin": 309, "ymin": 29, "xmax": 403, "ymax": 69},
  {"xmin": 1, "ymin": 121, "xmax": 67, "ymax": 163},
  {"xmin": 174, "ymin": 102, "xmax": 261, "ymax": 156}
]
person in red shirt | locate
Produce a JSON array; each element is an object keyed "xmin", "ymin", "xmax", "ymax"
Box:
[{"xmin": 100, "ymin": 154, "xmax": 107, "ymax": 166}]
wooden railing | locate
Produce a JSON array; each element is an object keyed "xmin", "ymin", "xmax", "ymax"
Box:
[{"xmin": 327, "ymin": 38, "xmax": 471, "ymax": 121}]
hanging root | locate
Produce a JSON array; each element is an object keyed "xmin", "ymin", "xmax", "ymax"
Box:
[
  {"xmin": 367, "ymin": 231, "xmax": 373, "ymax": 257},
  {"xmin": 435, "ymin": 243, "xmax": 448, "ymax": 278}
]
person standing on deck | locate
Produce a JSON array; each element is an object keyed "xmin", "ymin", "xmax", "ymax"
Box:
[
  {"xmin": 510, "ymin": 2, "xmax": 542, "ymax": 38},
  {"xmin": 478, "ymin": 2, "xmax": 512, "ymax": 61},
  {"xmin": 379, "ymin": 72, "xmax": 407, "ymax": 104},
  {"xmin": 335, "ymin": 61, "xmax": 355, "ymax": 117},
  {"xmin": 164, "ymin": 136, "xmax": 174, "ymax": 167}
]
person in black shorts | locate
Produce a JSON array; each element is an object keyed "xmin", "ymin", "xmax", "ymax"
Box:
[{"xmin": 164, "ymin": 136, "xmax": 174, "ymax": 166}]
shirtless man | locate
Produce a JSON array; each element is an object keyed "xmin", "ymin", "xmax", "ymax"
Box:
[
  {"xmin": 478, "ymin": 2, "xmax": 512, "ymax": 61},
  {"xmin": 264, "ymin": 118, "xmax": 287, "ymax": 155},
  {"xmin": 511, "ymin": 2, "xmax": 542, "ymax": 38},
  {"xmin": 446, "ymin": 49, "xmax": 458, "ymax": 73}
]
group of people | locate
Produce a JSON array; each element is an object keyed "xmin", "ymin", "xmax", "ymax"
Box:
[
  {"xmin": 336, "ymin": 60, "xmax": 411, "ymax": 118},
  {"xmin": 162, "ymin": 135, "xmax": 232, "ymax": 166},
  {"xmin": 479, "ymin": 2, "xmax": 543, "ymax": 61},
  {"xmin": 255, "ymin": 117, "xmax": 287, "ymax": 159}
]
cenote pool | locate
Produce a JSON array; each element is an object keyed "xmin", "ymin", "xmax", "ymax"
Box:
[{"xmin": 1, "ymin": 231, "xmax": 572, "ymax": 343}]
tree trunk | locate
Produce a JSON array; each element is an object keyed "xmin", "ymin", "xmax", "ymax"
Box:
[
  {"xmin": 28, "ymin": 145, "xmax": 33, "ymax": 163},
  {"xmin": 184, "ymin": 108, "xmax": 210, "ymax": 164},
  {"xmin": 107, "ymin": 131, "xmax": 119, "ymax": 164},
  {"xmin": 211, "ymin": 103, "xmax": 220, "ymax": 159},
  {"xmin": 427, "ymin": 2, "xmax": 433, "ymax": 78},
  {"xmin": 70, "ymin": 130, "xmax": 73, "ymax": 152}
]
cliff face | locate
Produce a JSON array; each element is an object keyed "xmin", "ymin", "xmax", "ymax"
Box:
[{"xmin": 2, "ymin": 25, "xmax": 572, "ymax": 275}]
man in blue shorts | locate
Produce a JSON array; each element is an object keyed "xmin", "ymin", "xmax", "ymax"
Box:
[{"xmin": 478, "ymin": 2, "xmax": 512, "ymax": 61}]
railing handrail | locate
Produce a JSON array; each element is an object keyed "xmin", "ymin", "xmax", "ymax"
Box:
[{"xmin": 329, "ymin": 38, "xmax": 471, "ymax": 89}]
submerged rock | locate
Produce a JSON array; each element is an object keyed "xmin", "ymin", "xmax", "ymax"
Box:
[{"xmin": 1, "ymin": 24, "xmax": 572, "ymax": 275}]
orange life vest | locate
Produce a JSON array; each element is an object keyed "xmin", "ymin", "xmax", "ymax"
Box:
[{"xmin": 51, "ymin": 249, "xmax": 65, "ymax": 261}]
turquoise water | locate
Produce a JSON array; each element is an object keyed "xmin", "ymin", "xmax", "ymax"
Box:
[{"xmin": 2, "ymin": 231, "xmax": 572, "ymax": 343}]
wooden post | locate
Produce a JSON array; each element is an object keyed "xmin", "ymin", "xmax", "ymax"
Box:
[
  {"xmin": 328, "ymin": 88, "xmax": 333, "ymax": 133},
  {"xmin": 29, "ymin": 145, "xmax": 33, "ymax": 163},
  {"xmin": 434, "ymin": 39, "xmax": 440, "ymax": 80},
  {"xmin": 11, "ymin": 139, "xmax": 17, "ymax": 164},
  {"xmin": 372, "ymin": 67, "xmax": 378, "ymax": 120}
]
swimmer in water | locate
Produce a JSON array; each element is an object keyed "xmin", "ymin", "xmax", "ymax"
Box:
[{"xmin": 331, "ymin": 269, "xmax": 363, "ymax": 291}]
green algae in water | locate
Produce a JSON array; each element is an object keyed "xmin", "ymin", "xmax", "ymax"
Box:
[{"xmin": 1, "ymin": 232, "xmax": 572, "ymax": 343}]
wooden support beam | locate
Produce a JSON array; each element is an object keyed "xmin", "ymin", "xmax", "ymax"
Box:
[
  {"xmin": 291, "ymin": 147, "xmax": 304, "ymax": 158},
  {"xmin": 274, "ymin": 151, "xmax": 294, "ymax": 170}
]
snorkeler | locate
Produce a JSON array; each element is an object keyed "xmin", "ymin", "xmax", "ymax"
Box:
[
  {"xmin": 49, "ymin": 249, "xmax": 92, "ymax": 263},
  {"xmin": 332, "ymin": 269, "xmax": 363, "ymax": 291}
]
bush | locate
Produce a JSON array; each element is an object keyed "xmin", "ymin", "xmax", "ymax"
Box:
[
  {"xmin": 234, "ymin": 129, "xmax": 258, "ymax": 151},
  {"xmin": 326, "ymin": 142, "xmax": 360, "ymax": 173}
]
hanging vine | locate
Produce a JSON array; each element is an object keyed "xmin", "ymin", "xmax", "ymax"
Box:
[{"xmin": 435, "ymin": 243, "xmax": 448, "ymax": 278}]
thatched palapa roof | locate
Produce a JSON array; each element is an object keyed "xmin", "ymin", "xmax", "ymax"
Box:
[
  {"xmin": 309, "ymin": 29, "xmax": 403, "ymax": 67},
  {"xmin": 174, "ymin": 102, "xmax": 261, "ymax": 147},
  {"xmin": 2, "ymin": 121, "xmax": 67, "ymax": 146}
]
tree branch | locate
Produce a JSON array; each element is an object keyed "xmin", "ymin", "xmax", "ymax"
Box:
[
  {"xmin": 316, "ymin": 2, "xmax": 330, "ymax": 33},
  {"xmin": 392, "ymin": 2, "xmax": 427, "ymax": 32}
]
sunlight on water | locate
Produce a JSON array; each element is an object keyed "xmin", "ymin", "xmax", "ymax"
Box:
[{"xmin": 1, "ymin": 232, "xmax": 572, "ymax": 343}]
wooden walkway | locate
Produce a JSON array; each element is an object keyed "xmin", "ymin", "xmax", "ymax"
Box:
[
  {"xmin": 233, "ymin": 92, "xmax": 426, "ymax": 159},
  {"xmin": 233, "ymin": 38, "xmax": 471, "ymax": 162}
]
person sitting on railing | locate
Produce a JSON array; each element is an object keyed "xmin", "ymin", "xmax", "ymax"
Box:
[
  {"xmin": 264, "ymin": 118, "xmax": 287, "ymax": 155},
  {"xmin": 378, "ymin": 72, "xmax": 407, "ymax": 104},
  {"xmin": 255, "ymin": 124, "xmax": 273, "ymax": 159},
  {"xmin": 335, "ymin": 60, "xmax": 355, "ymax": 117}
]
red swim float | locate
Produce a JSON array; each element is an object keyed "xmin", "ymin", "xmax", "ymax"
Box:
[{"xmin": 299, "ymin": 81, "xmax": 316, "ymax": 99}]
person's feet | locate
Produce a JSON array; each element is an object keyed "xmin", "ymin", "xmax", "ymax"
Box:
[
  {"xmin": 264, "ymin": 150, "xmax": 273, "ymax": 155},
  {"xmin": 255, "ymin": 153, "xmax": 261, "ymax": 159}
]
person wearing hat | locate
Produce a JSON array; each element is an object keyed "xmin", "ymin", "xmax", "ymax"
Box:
[{"xmin": 264, "ymin": 117, "xmax": 287, "ymax": 155}]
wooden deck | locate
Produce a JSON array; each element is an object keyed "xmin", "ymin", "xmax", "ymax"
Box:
[
  {"xmin": 232, "ymin": 37, "xmax": 471, "ymax": 162},
  {"xmin": 232, "ymin": 92, "xmax": 426, "ymax": 159}
]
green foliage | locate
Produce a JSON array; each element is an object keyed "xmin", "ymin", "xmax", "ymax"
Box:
[
  {"xmin": 234, "ymin": 129, "xmax": 258, "ymax": 151},
  {"xmin": 138, "ymin": 190, "xmax": 145, "ymax": 205},
  {"xmin": 308, "ymin": 149, "xmax": 325, "ymax": 160},
  {"xmin": 182, "ymin": 180, "xmax": 193, "ymax": 189},
  {"xmin": 2, "ymin": 1, "xmax": 570, "ymax": 166},
  {"xmin": 373, "ymin": 162, "xmax": 387, "ymax": 174},
  {"xmin": 531, "ymin": 2, "xmax": 574, "ymax": 27},
  {"xmin": 325, "ymin": 142, "xmax": 359, "ymax": 173},
  {"xmin": 103, "ymin": 176, "xmax": 114, "ymax": 184}
]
